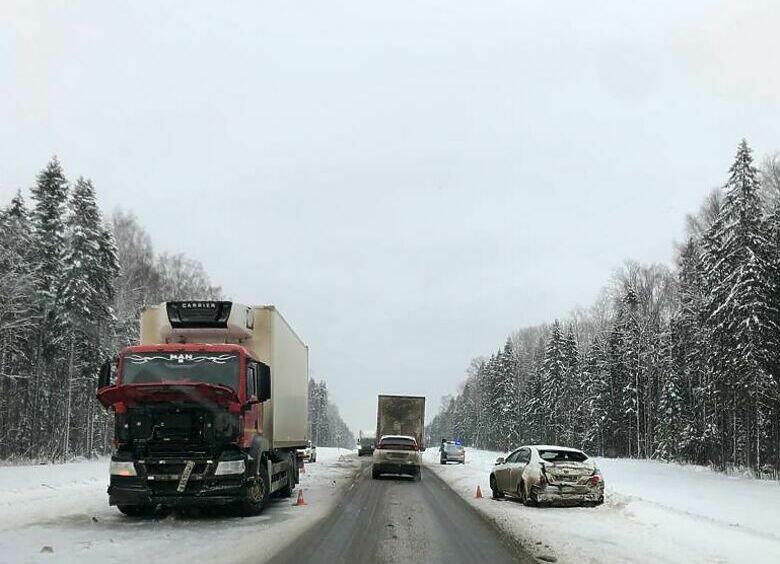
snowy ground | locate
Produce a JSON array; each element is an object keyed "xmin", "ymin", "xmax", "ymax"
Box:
[
  {"xmin": 0, "ymin": 448, "xmax": 360, "ymax": 564},
  {"xmin": 423, "ymin": 448, "xmax": 780, "ymax": 564}
]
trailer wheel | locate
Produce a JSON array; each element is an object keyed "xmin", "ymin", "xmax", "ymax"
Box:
[
  {"xmin": 278, "ymin": 453, "xmax": 296, "ymax": 498},
  {"xmin": 241, "ymin": 463, "xmax": 270, "ymax": 516},
  {"xmin": 117, "ymin": 504, "xmax": 155, "ymax": 517}
]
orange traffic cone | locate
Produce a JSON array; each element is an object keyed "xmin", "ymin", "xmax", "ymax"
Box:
[
  {"xmin": 294, "ymin": 488, "xmax": 307, "ymax": 506},
  {"xmin": 475, "ymin": 485, "xmax": 483, "ymax": 499}
]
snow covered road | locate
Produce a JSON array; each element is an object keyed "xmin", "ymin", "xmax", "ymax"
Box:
[
  {"xmin": 424, "ymin": 448, "xmax": 780, "ymax": 564},
  {"xmin": 0, "ymin": 448, "xmax": 360, "ymax": 564}
]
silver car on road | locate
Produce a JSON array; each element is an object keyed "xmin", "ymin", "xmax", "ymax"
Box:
[
  {"xmin": 489, "ymin": 445, "xmax": 604, "ymax": 506},
  {"xmin": 372, "ymin": 435, "xmax": 422, "ymax": 480}
]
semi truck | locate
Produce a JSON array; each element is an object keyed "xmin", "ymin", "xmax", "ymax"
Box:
[{"xmin": 96, "ymin": 301, "xmax": 308, "ymax": 516}]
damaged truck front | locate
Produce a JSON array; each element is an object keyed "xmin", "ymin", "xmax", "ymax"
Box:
[{"xmin": 97, "ymin": 301, "xmax": 309, "ymax": 516}]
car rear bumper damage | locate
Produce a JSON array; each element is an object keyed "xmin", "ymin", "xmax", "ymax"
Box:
[{"xmin": 531, "ymin": 483, "xmax": 604, "ymax": 505}]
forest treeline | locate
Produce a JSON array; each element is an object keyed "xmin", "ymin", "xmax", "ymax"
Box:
[
  {"xmin": 308, "ymin": 378, "xmax": 355, "ymax": 449},
  {"xmin": 0, "ymin": 158, "xmax": 351, "ymax": 460},
  {"xmin": 428, "ymin": 141, "xmax": 780, "ymax": 476}
]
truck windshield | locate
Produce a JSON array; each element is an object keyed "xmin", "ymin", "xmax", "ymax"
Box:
[{"xmin": 121, "ymin": 352, "xmax": 240, "ymax": 390}]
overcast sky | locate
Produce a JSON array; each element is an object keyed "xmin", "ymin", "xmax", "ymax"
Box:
[{"xmin": 2, "ymin": 1, "xmax": 779, "ymax": 433}]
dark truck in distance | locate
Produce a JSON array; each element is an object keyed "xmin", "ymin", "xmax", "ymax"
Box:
[
  {"xmin": 96, "ymin": 301, "xmax": 309, "ymax": 516},
  {"xmin": 371, "ymin": 394, "xmax": 426, "ymax": 480},
  {"xmin": 375, "ymin": 394, "xmax": 426, "ymax": 450},
  {"xmin": 357, "ymin": 430, "xmax": 376, "ymax": 456}
]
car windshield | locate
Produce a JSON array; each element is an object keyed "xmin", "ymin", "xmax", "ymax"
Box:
[
  {"xmin": 121, "ymin": 352, "xmax": 240, "ymax": 390},
  {"xmin": 538, "ymin": 450, "xmax": 588, "ymax": 463},
  {"xmin": 378, "ymin": 437, "xmax": 417, "ymax": 450}
]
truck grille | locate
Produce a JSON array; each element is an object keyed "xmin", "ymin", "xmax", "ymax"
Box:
[
  {"xmin": 143, "ymin": 460, "xmax": 211, "ymax": 477},
  {"xmin": 145, "ymin": 444, "xmax": 211, "ymax": 458}
]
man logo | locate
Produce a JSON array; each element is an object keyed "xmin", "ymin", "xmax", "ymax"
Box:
[{"xmin": 170, "ymin": 354, "xmax": 194, "ymax": 363}]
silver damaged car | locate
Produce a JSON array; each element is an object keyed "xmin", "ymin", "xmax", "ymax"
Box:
[{"xmin": 489, "ymin": 445, "xmax": 604, "ymax": 506}]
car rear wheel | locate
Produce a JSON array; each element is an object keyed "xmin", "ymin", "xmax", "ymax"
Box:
[
  {"xmin": 490, "ymin": 475, "xmax": 503, "ymax": 499},
  {"xmin": 440, "ymin": 457, "xmax": 446, "ymax": 465},
  {"xmin": 372, "ymin": 466, "xmax": 380, "ymax": 479},
  {"xmin": 521, "ymin": 481, "xmax": 537, "ymax": 507}
]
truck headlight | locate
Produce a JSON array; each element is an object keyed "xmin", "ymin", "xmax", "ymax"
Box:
[
  {"xmin": 110, "ymin": 461, "xmax": 137, "ymax": 477},
  {"xmin": 215, "ymin": 460, "xmax": 246, "ymax": 476}
]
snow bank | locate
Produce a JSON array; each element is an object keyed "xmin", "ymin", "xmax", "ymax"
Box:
[
  {"xmin": 423, "ymin": 447, "xmax": 780, "ymax": 564},
  {"xmin": 0, "ymin": 448, "xmax": 360, "ymax": 564}
]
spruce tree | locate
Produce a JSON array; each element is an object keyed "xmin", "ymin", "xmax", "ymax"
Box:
[{"xmin": 542, "ymin": 322, "xmax": 566, "ymax": 444}]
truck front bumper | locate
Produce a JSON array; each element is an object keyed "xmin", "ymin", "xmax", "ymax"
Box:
[{"xmin": 109, "ymin": 475, "xmax": 247, "ymax": 507}]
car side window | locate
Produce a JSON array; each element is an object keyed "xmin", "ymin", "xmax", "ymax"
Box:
[
  {"xmin": 505, "ymin": 450, "xmax": 520, "ymax": 464},
  {"xmin": 518, "ymin": 448, "xmax": 530, "ymax": 463}
]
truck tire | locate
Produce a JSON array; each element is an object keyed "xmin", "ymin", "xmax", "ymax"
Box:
[
  {"xmin": 117, "ymin": 504, "xmax": 155, "ymax": 517},
  {"xmin": 241, "ymin": 463, "xmax": 270, "ymax": 516},
  {"xmin": 278, "ymin": 453, "xmax": 296, "ymax": 498}
]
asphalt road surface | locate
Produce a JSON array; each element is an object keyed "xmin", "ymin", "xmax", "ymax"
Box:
[{"xmin": 268, "ymin": 461, "xmax": 535, "ymax": 564}]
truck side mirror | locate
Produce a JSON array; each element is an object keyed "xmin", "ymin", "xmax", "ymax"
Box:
[
  {"xmin": 256, "ymin": 362, "xmax": 271, "ymax": 402},
  {"xmin": 98, "ymin": 359, "xmax": 113, "ymax": 389}
]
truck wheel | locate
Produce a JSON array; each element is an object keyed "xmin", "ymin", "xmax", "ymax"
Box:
[
  {"xmin": 278, "ymin": 454, "xmax": 296, "ymax": 498},
  {"xmin": 241, "ymin": 464, "xmax": 270, "ymax": 516},
  {"xmin": 117, "ymin": 504, "xmax": 155, "ymax": 517}
]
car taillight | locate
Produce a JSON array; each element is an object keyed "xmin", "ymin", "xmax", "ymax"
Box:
[{"xmin": 589, "ymin": 475, "xmax": 602, "ymax": 486}]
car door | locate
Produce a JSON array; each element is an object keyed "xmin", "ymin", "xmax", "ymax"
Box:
[
  {"xmin": 496, "ymin": 450, "xmax": 520, "ymax": 491},
  {"xmin": 508, "ymin": 448, "xmax": 531, "ymax": 493}
]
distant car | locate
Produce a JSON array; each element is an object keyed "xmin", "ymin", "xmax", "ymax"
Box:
[
  {"xmin": 357, "ymin": 434, "xmax": 376, "ymax": 456},
  {"xmin": 372, "ymin": 435, "xmax": 421, "ymax": 480},
  {"xmin": 298, "ymin": 440, "xmax": 317, "ymax": 463},
  {"xmin": 439, "ymin": 441, "xmax": 465, "ymax": 464},
  {"xmin": 489, "ymin": 445, "xmax": 604, "ymax": 506}
]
